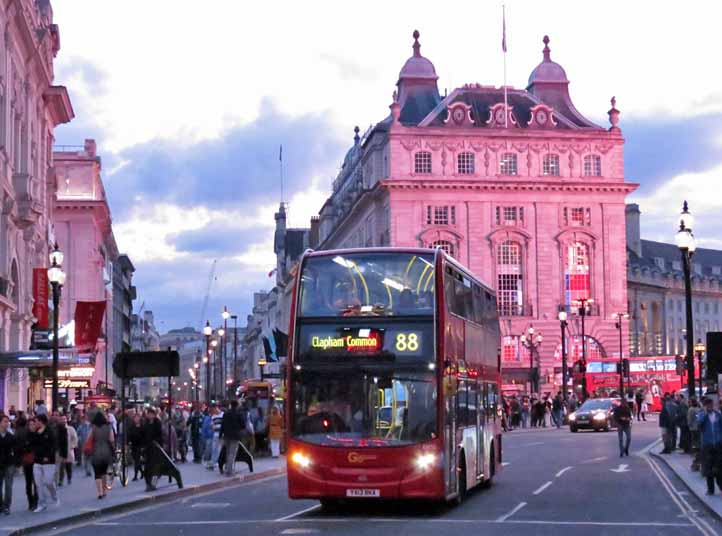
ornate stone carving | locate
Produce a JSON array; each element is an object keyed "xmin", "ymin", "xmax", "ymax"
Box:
[
  {"xmin": 487, "ymin": 103, "xmax": 517, "ymax": 129},
  {"xmin": 444, "ymin": 102, "xmax": 475, "ymax": 127},
  {"xmin": 527, "ymin": 104, "xmax": 557, "ymax": 129}
]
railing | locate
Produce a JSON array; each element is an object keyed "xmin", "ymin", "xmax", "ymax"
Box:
[
  {"xmin": 561, "ymin": 302, "xmax": 601, "ymax": 316},
  {"xmin": 52, "ymin": 145, "xmax": 85, "ymax": 153},
  {"xmin": 498, "ymin": 303, "xmax": 533, "ymax": 317}
]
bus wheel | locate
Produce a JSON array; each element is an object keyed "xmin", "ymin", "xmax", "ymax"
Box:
[
  {"xmin": 454, "ymin": 455, "xmax": 467, "ymax": 505},
  {"xmin": 320, "ymin": 499, "xmax": 342, "ymax": 512}
]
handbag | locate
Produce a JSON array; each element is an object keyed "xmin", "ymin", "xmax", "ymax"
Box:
[
  {"xmin": 21, "ymin": 451, "xmax": 34, "ymax": 465},
  {"xmin": 83, "ymin": 430, "xmax": 94, "ymax": 457}
]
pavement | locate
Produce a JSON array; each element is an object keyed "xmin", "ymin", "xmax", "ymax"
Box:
[
  {"xmin": 19, "ymin": 416, "xmax": 722, "ymax": 536},
  {"xmin": 0, "ymin": 454, "xmax": 286, "ymax": 536},
  {"xmin": 654, "ymin": 447, "xmax": 722, "ymax": 521}
]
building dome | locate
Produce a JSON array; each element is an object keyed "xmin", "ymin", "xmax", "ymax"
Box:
[
  {"xmin": 527, "ymin": 35, "xmax": 568, "ymax": 86},
  {"xmin": 399, "ymin": 30, "xmax": 438, "ymax": 81}
]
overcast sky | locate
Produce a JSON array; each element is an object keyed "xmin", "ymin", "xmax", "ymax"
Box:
[{"xmin": 50, "ymin": 0, "xmax": 722, "ymax": 331}]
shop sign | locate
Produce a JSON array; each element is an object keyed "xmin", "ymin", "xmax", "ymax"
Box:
[{"xmin": 44, "ymin": 378, "xmax": 90, "ymax": 389}]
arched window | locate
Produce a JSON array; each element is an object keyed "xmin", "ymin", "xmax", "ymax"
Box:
[
  {"xmin": 414, "ymin": 151, "xmax": 432, "ymax": 174},
  {"xmin": 564, "ymin": 241, "xmax": 590, "ymax": 307},
  {"xmin": 497, "ymin": 240, "xmax": 523, "ymax": 316},
  {"xmin": 500, "ymin": 152, "xmax": 518, "ymax": 175},
  {"xmin": 583, "ymin": 155, "xmax": 601, "ymax": 176},
  {"xmin": 543, "ymin": 153, "xmax": 560, "ymax": 176},
  {"xmin": 457, "ymin": 152, "xmax": 475, "ymax": 175},
  {"xmin": 431, "ymin": 240, "xmax": 455, "ymax": 258}
]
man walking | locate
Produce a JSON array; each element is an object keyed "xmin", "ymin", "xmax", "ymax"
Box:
[
  {"xmin": 30, "ymin": 415, "xmax": 58, "ymax": 512},
  {"xmin": 659, "ymin": 393, "xmax": 676, "ymax": 454},
  {"xmin": 188, "ymin": 406, "xmax": 203, "ymax": 463},
  {"xmin": 612, "ymin": 400, "xmax": 633, "ymax": 457},
  {"xmin": 552, "ymin": 392, "xmax": 563, "ymax": 429},
  {"xmin": 220, "ymin": 400, "xmax": 243, "ymax": 476},
  {"xmin": 0, "ymin": 415, "xmax": 17, "ymax": 514},
  {"xmin": 211, "ymin": 404, "xmax": 224, "ymax": 470},
  {"xmin": 697, "ymin": 398, "xmax": 722, "ymax": 495}
]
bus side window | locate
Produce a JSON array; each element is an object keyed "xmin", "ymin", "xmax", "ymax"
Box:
[
  {"xmin": 457, "ymin": 380, "xmax": 468, "ymax": 427},
  {"xmin": 469, "ymin": 380, "xmax": 479, "ymax": 426},
  {"xmin": 472, "ymin": 285, "xmax": 483, "ymax": 324}
]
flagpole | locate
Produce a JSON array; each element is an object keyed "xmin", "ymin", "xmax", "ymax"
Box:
[
  {"xmin": 503, "ymin": 4, "xmax": 508, "ymax": 128},
  {"xmin": 279, "ymin": 144, "xmax": 284, "ymax": 204}
]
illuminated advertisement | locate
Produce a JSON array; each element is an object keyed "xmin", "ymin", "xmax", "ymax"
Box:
[{"xmin": 297, "ymin": 322, "xmax": 430, "ymax": 362}]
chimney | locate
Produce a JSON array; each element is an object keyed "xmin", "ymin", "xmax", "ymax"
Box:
[
  {"xmin": 625, "ymin": 204, "xmax": 642, "ymax": 258},
  {"xmin": 309, "ymin": 216, "xmax": 320, "ymax": 249}
]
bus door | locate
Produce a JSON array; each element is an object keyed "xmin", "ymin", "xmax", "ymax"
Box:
[
  {"xmin": 444, "ymin": 373, "xmax": 457, "ymax": 495},
  {"xmin": 474, "ymin": 380, "xmax": 484, "ymax": 480}
]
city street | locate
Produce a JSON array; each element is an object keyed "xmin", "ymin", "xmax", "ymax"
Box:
[{"xmin": 43, "ymin": 418, "xmax": 721, "ymax": 536}]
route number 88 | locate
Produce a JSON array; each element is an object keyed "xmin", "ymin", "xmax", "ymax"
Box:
[{"xmin": 395, "ymin": 333, "xmax": 419, "ymax": 352}]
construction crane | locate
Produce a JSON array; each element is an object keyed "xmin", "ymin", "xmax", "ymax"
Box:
[{"xmin": 199, "ymin": 259, "xmax": 217, "ymax": 329}]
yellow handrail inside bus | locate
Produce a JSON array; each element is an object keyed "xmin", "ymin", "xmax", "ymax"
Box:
[{"xmin": 416, "ymin": 264, "xmax": 430, "ymax": 294}]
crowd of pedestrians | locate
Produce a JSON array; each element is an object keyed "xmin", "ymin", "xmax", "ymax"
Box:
[{"xmin": 0, "ymin": 397, "xmax": 284, "ymax": 516}]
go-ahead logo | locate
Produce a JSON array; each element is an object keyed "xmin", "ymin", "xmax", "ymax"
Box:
[{"xmin": 348, "ymin": 452, "xmax": 377, "ymax": 463}]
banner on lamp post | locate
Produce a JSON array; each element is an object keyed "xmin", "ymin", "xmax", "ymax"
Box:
[
  {"xmin": 32, "ymin": 268, "xmax": 49, "ymax": 328},
  {"xmin": 74, "ymin": 301, "xmax": 106, "ymax": 351}
]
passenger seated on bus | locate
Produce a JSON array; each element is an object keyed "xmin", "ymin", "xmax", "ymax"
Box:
[
  {"xmin": 302, "ymin": 289, "xmax": 334, "ymax": 316},
  {"xmin": 397, "ymin": 289, "xmax": 415, "ymax": 314},
  {"xmin": 332, "ymin": 281, "xmax": 361, "ymax": 315}
]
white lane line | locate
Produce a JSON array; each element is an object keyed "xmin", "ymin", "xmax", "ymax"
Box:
[
  {"xmin": 555, "ymin": 466, "xmax": 573, "ymax": 478},
  {"xmin": 524, "ymin": 442, "xmax": 544, "ymax": 447},
  {"xmin": 532, "ymin": 481, "xmax": 553, "ymax": 495},
  {"xmin": 646, "ymin": 454, "xmax": 716, "ymax": 536},
  {"xmin": 275, "ymin": 504, "xmax": 322, "ymax": 522},
  {"xmin": 281, "ymin": 529, "xmax": 320, "ymax": 534},
  {"xmin": 501, "ymin": 462, "xmax": 510, "ymax": 467},
  {"xmin": 581, "ymin": 456, "xmax": 607, "ymax": 464},
  {"xmin": 496, "ymin": 501, "xmax": 527, "ymax": 522}
]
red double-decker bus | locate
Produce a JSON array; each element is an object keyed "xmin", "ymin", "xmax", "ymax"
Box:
[
  {"xmin": 584, "ymin": 355, "xmax": 699, "ymax": 411},
  {"xmin": 286, "ymin": 248, "xmax": 502, "ymax": 506}
]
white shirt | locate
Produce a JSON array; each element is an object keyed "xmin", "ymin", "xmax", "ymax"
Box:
[{"xmin": 108, "ymin": 412, "xmax": 118, "ymax": 434}]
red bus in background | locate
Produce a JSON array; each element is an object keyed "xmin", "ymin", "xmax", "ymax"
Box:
[
  {"xmin": 286, "ymin": 248, "xmax": 502, "ymax": 506},
  {"xmin": 584, "ymin": 355, "xmax": 698, "ymax": 411}
]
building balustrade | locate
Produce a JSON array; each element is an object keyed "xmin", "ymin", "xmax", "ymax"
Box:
[{"xmin": 498, "ymin": 303, "xmax": 534, "ymax": 317}]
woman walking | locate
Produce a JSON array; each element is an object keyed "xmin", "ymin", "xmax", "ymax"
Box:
[
  {"xmin": 88, "ymin": 412, "xmax": 115, "ymax": 500},
  {"xmin": 14, "ymin": 416, "xmax": 37, "ymax": 511},
  {"xmin": 128, "ymin": 414, "xmax": 144, "ymax": 481},
  {"xmin": 268, "ymin": 406, "xmax": 283, "ymax": 458}
]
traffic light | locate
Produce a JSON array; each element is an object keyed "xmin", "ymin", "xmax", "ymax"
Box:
[{"xmin": 622, "ymin": 358, "xmax": 630, "ymax": 377}]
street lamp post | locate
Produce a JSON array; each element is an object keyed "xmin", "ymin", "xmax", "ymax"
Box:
[
  {"xmin": 558, "ymin": 311, "xmax": 568, "ymax": 402},
  {"xmin": 210, "ymin": 338, "xmax": 219, "ymax": 399},
  {"xmin": 258, "ymin": 359, "xmax": 267, "ymax": 382},
  {"xmin": 521, "ymin": 325, "xmax": 543, "ymax": 393},
  {"xmin": 574, "ymin": 298, "xmax": 594, "ymax": 400},
  {"xmin": 47, "ymin": 244, "xmax": 66, "ymax": 413},
  {"xmin": 217, "ymin": 328, "xmax": 225, "ymax": 399},
  {"xmin": 613, "ymin": 312, "xmax": 629, "ymax": 398},
  {"xmin": 231, "ymin": 314, "xmax": 238, "ymax": 387},
  {"xmin": 695, "ymin": 338, "xmax": 706, "ymax": 398},
  {"xmin": 203, "ymin": 321, "xmax": 212, "ymax": 404},
  {"xmin": 222, "ymin": 307, "xmax": 230, "ymax": 397},
  {"xmin": 675, "ymin": 201, "xmax": 697, "ymax": 397}
]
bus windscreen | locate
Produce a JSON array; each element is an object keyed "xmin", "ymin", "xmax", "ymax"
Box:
[{"xmin": 299, "ymin": 253, "xmax": 435, "ymax": 318}]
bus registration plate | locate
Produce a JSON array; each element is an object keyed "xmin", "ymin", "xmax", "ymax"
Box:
[{"xmin": 346, "ymin": 488, "xmax": 380, "ymax": 497}]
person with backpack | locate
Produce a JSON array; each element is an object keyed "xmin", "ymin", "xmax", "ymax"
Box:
[{"xmin": 697, "ymin": 398, "xmax": 722, "ymax": 495}]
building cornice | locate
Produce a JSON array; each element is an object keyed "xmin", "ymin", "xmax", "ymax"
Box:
[
  {"xmin": 382, "ymin": 178, "xmax": 638, "ymax": 194},
  {"xmin": 389, "ymin": 124, "xmax": 624, "ymax": 144}
]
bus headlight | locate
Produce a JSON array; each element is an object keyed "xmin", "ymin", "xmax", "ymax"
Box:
[
  {"xmin": 568, "ymin": 413, "xmax": 576, "ymax": 421},
  {"xmin": 593, "ymin": 412, "xmax": 607, "ymax": 422},
  {"xmin": 291, "ymin": 452, "xmax": 311, "ymax": 468},
  {"xmin": 415, "ymin": 453, "xmax": 436, "ymax": 471}
]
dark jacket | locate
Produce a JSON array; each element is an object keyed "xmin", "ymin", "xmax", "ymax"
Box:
[
  {"xmin": 697, "ymin": 410, "xmax": 722, "ymax": 447},
  {"xmin": 128, "ymin": 423, "xmax": 144, "ymax": 450},
  {"xmin": 142, "ymin": 418, "xmax": 163, "ymax": 447},
  {"xmin": 612, "ymin": 403, "xmax": 632, "ymax": 427},
  {"xmin": 55, "ymin": 424, "xmax": 69, "ymax": 459},
  {"xmin": 220, "ymin": 409, "xmax": 245, "ymax": 441},
  {"xmin": 659, "ymin": 401, "xmax": 675, "ymax": 428},
  {"xmin": 0, "ymin": 431, "xmax": 17, "ymax": 467},
  {"xmin": 31, "ymin": 427, "xmax": 56, "ymax": 465}
]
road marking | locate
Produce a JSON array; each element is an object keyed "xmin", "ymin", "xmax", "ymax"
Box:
[
  {"xmin": 93, "ymin": 519, "xmax": 694, "ymax": 528},
  {"xmin": 280, "ymin": 529, "xmax": 320, "ymax": 534},
  {"xmin": 581, "ymin": 456, "xmax": 607, "ymax": 464},
  {"xmin": 610, "ymin": 464, "xmax": 630, "ymax": 473},
  {"xmin": 555, "ymin": 466, "xmax": 573, "ymax": 478},
  {"xmin": 646, "ymin": 454, "xmax": 716, "ymax": 536},
  {"xmin": 501, "ymin": 462, "xmax": 510, "ymax": 467},
  {"xmin": 190, "ymin": 502, "xmax": 231, "ymax": 508},
  {"xmin": 532, "ymin": 481, "xmax": 553, "ymax": 495},
  {"xmin": 523, "ymin": 442, "xmax": 544, "ymax": 447},
  {"xmin": 635, "ymin": 437, "xmax": 662, "ymax": 456},
  {"xmin": 496, "ymin": 501, "xmax": 527, "ymax": 522},
  {"xmin": 275, "ymin": 504, "xmax": 322, "ymax": 521}
]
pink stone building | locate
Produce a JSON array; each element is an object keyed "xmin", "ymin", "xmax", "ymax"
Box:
[
  {"xmin": 0, "ymin": 1, "xmax": 73, "ymax": 411},
  {"xmin": 53, "ymin": 139, "xmax": 119, "ymax": 396},
  {"xmin": 316, "ymin": 32, "xmax": 637, "ymax": 394}
]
